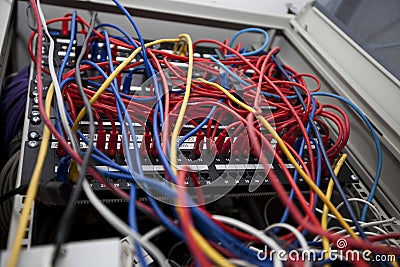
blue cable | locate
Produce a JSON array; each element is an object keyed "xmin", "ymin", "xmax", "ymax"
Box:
[
  {"xmin": 152, "ymin": 105, "xmax": 270, "ymax": 265},
  {"xmin": 123, "ymin": 66, "xmax": 146, "ymax": 94},
  {"xmin": 311, "ymin": 137, "xmax": 323, "ymax": 208},
  {"xmin": 110, "ymin": 35, "xmax": 133, "ymax": 46},
  {"xmin": 147, "ymin": 78, "xmax": 266, "ymax": 259},
  {"xmin": 279, "ymin": 97, "xmax": 317, "ymax": 225},
  {"xmin": 102, "ymin": 31, "xmax": 119, "ymax": 89},
  {"xmin": 152, "ymin": 102, "xmax": 266, "ymax": 262},
  {"xmin": 79, "ymin": 60, "xmax": 157, "ymax": 102},
  {"xmin": 56, "ymin": 18, "xmax": 262, "ymax": 261},
  {"xmin": 152, "ymin": 104, "xmax": 176, "ymax": 182},
  {"xmin": 128, "ymin": 185, "xmax": 146, "ymax": 266},
  {"xmin": 209, "ymin": 56, "xmax": 249, "ymax": 87},
  {"xmin": 90, "ymin": 38, "xmax": 99, "ymax": 62},
  {"xmin": 58, "ymin": 11, "xmax": 77, "ymax": 83},
  {"xmin": 98, "ymin": 169, "xmax": 270, "ymax": 266},
  {"xmin": 147, "ymin": 194, "xmax": 184, "ymax": 239},
  {"xmin": 58, "ymin": 71, "xmax": 151, "ymax": 175},
  {"xmin": 102, "ymin": 29, "xmax": 148, "ymax": 267},
  {"xmin": 311, "ymin": 92, "xmax": 382, "ymax": 222},
  {"xmin": 209, "ymin": 55, "xmax": 299, "ymax": 100},
  {"xmin": 101, "ymin": 31, "xmax": 142, "ymax": 174},
  {"xmin": 101, "ymin": 30, "xmax": 201, "ymax": 262},
  {"xmin": 111, "ymin": 0, "xmax": 150, "ymax": 74},
  {"xmin": 298, "ymin": 137, "xmax": 322, "ymax": 240},
  {"xmin": 112, "ymin": 0, "xmax": 165, "ymax": 126},
  {"xmin": 208, "ymin": 55, "xmax": 320, "ymax": 233},
  {"xmin": 177, "ymin": 105, "xmax": 217, "ymax": 148},
  {"xmin": 90, "ymin": 153, "xmax": 129, "ymax": 174},
  {"xmin": 213, "ymin": 50, "xmax": 378, "ymax": 223},
  {"xmin": 272, "ymin": 55, "xmax": 368, "ymax": 239},
  {"xmin": 60, "ymin": 23, "xmax": 276, "ymax": 263},
  {"xmin": 55, "ymin": 11, "xmax": 77, "ymax": 139},
  {"xmin": 271, "ymin": 55, "xmax": 306, "ymax": 110},
  {"xmin": 312, "ymin": 110, "xmax": 370, "ymax": 238},
  {"xmin": 120, "ymin": 101, "xmax": 184, "ymax": 240},
  {"xmin": 228, "ymin": 28, "xmax": 269, "ymax": 57},
  {"xmin": 95, "ymin": 23, "xmax": 136, "ymax": 47},
  {"xmin": 176, "ymin": 71, "xmax": 226, "ymax": 149}
]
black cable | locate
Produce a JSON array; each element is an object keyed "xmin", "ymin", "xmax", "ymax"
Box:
[
  {"xmin": 25, "ymin": 4, "xmax": 38, "ymax": 33},
  {"xmin": 52, "ymin": 13, "xmax": 97, "ymax": 266},
  {"xmin": 0, "ymin": 151, "xmax": 20, "ymax": 233},
  {"xmin": 7, "ymin": 131, "xmax": 23, "ymax": 157},
  {"xmin": 271, "ymin": 54, "xmax": 368, "ymax": 239},
  {"xmin": 168, "ymin": 259, "xmax": 182, "ymax": 267},
  {"xmin": 0, "ymin": 185, "xmax": 28, "ymax": 205},
  {"xmin": 244, "ymin": 197, "xmax": 265, "ymax": 229},
  {"xmin": 0, "ymin": 184, "xmax": 26, "ymax": 248}
]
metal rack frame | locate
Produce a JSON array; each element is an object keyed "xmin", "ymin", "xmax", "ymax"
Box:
[{"xmin": 4, "ymin": 1, "xmax": 400, "ymax": 252}]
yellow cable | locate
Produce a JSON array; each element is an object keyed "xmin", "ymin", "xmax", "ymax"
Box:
[
  {"xmin": 189, "ymin": 226, "xmax": 235, "ymax": 267},
  {"xmin": 175, "ymin": 204, "xmax": 234, "ymax": 267},
  {"xmin": 72, "ymin": 35, "xmax": 231, "ymax": 264},
  {"xmin": 198, "ymin": 79, "xmax": 256, "ymax": 113},
  {"xmin": 70, "ymin": 38, "xmax": 180, "ymax": 181},
  {"xmin": 321, "ymin": 154, "xmax": 347, "ymax": 265},
  {"xmin": 7, "ymin": 83, "xmax": 54, "ymax": 267},
  {"xmin": 69, "ymin": 37, "xmax": 183, "ymax": 182},
  {"xmin": 171, "ymin": 37, "xmax": 236, "ymax": 265},
  {"xmin": 199, "ymin": 79, "xmax": 359, "ymax": 239},
  {"xmin": 72, "ymin": 38, "xmax": 181, "ymax": 133},
  {"xmin": 169, "ymin": 34, "xmax": 194, "ymax": 176},
  {"xmin": 255, "ymin": 116, "xmax": 358, "ymax": 239},
  {"xmin": 392, "ymin": 258, "xmax": 400, "ymax": 267}
]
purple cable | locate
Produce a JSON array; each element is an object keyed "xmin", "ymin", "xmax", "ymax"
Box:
[{"xmin": 0, "ymin": 66, "xmax": 30, "ymax": 163}]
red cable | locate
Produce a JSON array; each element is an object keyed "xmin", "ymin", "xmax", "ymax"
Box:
[
  {"xmin": 28, "ymin": 8, "xmax": 400, "ymax": 263},
  {"xmin": 28, "ymin": 1, "xmax": 160, "ymax": 223},
  {"xmin": 176, "ymin": 169, "xmax": 211, "ymax": 266}
]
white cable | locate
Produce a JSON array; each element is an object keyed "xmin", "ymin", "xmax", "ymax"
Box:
[
  {"xmin": 82, "ymin": 179, "xmax": 170, "ymax": 267},
  {"xmin": 371, "ymin": 225, "xmax": 391, "ymax": 236},
  {"xmin": 335, "ymin": 198, "xmax": 381, "ymax": 220},
  {"xmin": 37, "ymin": 0, "xmax": 79, "ymax": 151},
  {"xmin": 369, "ymin": 226, "xmax": 400, "ymax": 248},
  {"xmin": 265, "ymin": 223, "xmax": 311, "ymax": 267},
  {"xmin": 263, "ymin": 195, "xmax": 278, "ymax": 225},
  {"xmin": 313, "ymin": 218, "xmax": 396, "ymax": 241},
  {"xmin": 314, "ymin": 208, "xmax": 354, "ymax": 222},
  {"xmin": 36, "ymin": 8, "xmax": 83, "ymax": 265},
  {"xmin": 313, "ymin": 217, "xmax": 399, "ymax": 247},
  {"xmin": 314, "ymin": 198, "xmax": 381, "ymax": 224},
  {"xmin": 212, "ymin": 215, "xmax": 284, "ymax": 267},
  {"xmin": 142, "ymin": 225, "xmax": 166, "ymax": 241},
  {"xmin": 331, "ymin": 217, "xmax": 397, "ymax": 237}
]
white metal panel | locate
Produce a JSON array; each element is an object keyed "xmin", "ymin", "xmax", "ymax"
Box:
[{"xmin": 1, "ymin": 238, "xmax": 123, "ymax": 267}]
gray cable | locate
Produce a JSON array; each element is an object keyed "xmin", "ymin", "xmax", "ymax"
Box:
[
  {"xmin": 52, "ymin": 12, "xmax": 98, "ymax": 266},
  {"xmin": 82, "ymin": 179, "xmax": 169, "ymax": 267}
]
